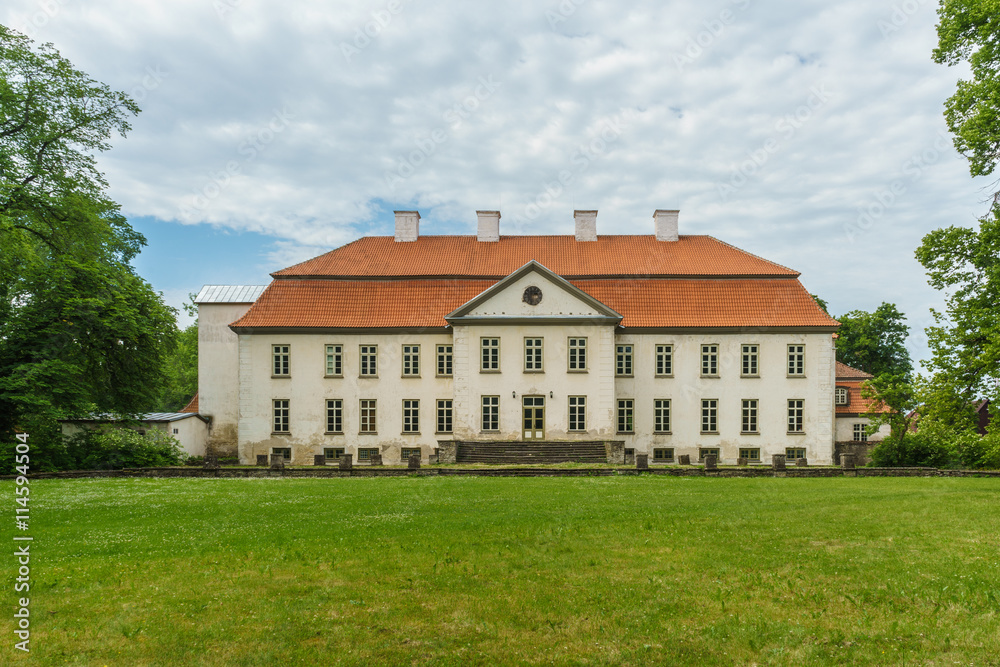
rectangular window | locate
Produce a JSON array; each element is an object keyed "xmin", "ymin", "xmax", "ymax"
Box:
[
  {"xmin": 272, "ymin": 345, "xmax": 290, "ymax": 377},
  {"xmin": 524, "ymin": 338, "xmax": 543, "ymax": 372},
  {"xmin": 401, "ymin": 447, "xmax": 421, "ymax": 461},
  {"xmin": 655, "ymin": 345, "xmax": 673, "ymax": 376},
  {"xmin": 324, "ymin": 447, "xmax": 345, "ymax": 461},
  {"xmin": 568, "ymin": 396, "xmax": 586, "ymax": 431},
  {"xmin": 835, "ymin": 387, "xmax": 849, "ymax": 406},
  {"xmin": 357, "ymin": 448, "xmax": 379, "ymax": 461},
  {"xmin": 325, "ymin": 399, "xmax": 343, "ymax": 434},
  {"xmin": 272, "ymin": 447, "xmax": 291, "ymax": 460},
  {"xmin": 437, "ymin": 345, "xmax": 453, "ymax": 377},
  {"xmin": 788, "ymin": 399, "xmax": 804, "ymax": 433},
  {"xmin": 788, "ymin": 345, "xmax": 805, "ymax": 376},
  {"xmin": 701, "ymin": 344, "xmax": 719, "ymax": 377},
  {"xmin": 741, "ymin": 399, "xmax": 758, "ymax": 434},
  {"xmin": 654, "ymin": 399, "xmax": 671, "ymax": 433},
  {"xmin": 616, "ymin": 344, "xmax": 633, "ymax": 377},
  {"xmin": 568, "ymin": 338, "xmax": 587, "ymax": 371},
  {"xmin": 741, "ymin": 344, "xmax": 759, "ymax": 377},
  {"xmin": 481, "ymin": 338, "xmax": 500, "ymax": 372},
  {"xmin": 481, "ymin": 396, "xmax": 500, "ymax": 431},
  {"xmin": 360, "ymin": 399, "xmax": 377, "ymax": 433},
  {"xmin": 402, "ymin": 399, "xmax": 419, "ymax": 433},
  {"xmin": 617, "ymin": 399, "xmax": 634, "ymax": 434},
  {"xmin": 701, "ymin": 399, "xmax": 718, "ymax": 434},
  {"xmin": 360, "ymin": 345, "xmax": 378, "ymax": 377},
  {"xmin": 325, "ymin": 344, "xmax": 343, "ymax": 377},
  {"xmin": 272, "ymin": 399, "xmax": 289, "ymax": 433},
  {"xmin": 653, "ymin": 448, "xmax": 674, "ymax": 461},
  {"xmin": 853, "ymin": 423, "xmax": 868, "ymax": 442},
  {"xmin": 739, "ymin": 447, "xmax": 761, "ymax": 462},
  {"xmin": 699, "ymin": 447, "xmax": 720, "ymax": 462},
  {"xmin": 436, "ymin": 400, "xmax": 453, "ymax": 433},
  {"xmin": 402, "ymin": 345, "xmax": 420, "ymax": 376},
  {"xmin": 786, "ymin": 447, "xmax": 806, "ymax": 460}
]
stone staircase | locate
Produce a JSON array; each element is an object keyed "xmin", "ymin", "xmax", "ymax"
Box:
[{"xmin": 455, "ymin": 440, "xmax": 608, "ymax": 464}]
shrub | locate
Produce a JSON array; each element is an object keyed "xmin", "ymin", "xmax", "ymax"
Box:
[
  {"xmin": 955, "ymin": 430, "xmax": 1000, "ymax": 470},
  {"xmin": 65, "ymin": 427, "xmax": 185, "ymax": 470},
  {"xmin": 869, "ymin": 425, "xmax": 960, "ymax": 468}
]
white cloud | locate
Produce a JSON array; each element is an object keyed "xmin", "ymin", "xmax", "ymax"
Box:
[{"xmin": 3, "ymin": 0, "xmax": 988, "ymax": 364}]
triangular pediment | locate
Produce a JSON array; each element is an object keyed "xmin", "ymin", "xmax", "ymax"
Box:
[{"xmin": 446, "ymin": 261, "xmax": 622, "ymax": 324}]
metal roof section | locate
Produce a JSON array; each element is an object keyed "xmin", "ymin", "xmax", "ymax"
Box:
[
  {"xmin": 61, "ymin": 412, "xmax": 208, "ymax": 423},
  {"xmin": 194, "ymin": 285, "xmax": 267, "ymax": 304}
]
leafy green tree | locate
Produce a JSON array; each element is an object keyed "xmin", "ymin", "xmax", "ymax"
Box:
[
  {"xmin": 915, "ymin": 212, "xmax": 1000, "ymax": 427},
  {"xmin": 933, "ymin": 0, "xmax": 1000, "ymax": 193},
  {"xmin": 835, "ymin": 303, "xmax": 912, "ymax": 377},
  {"xmin": 863, "ymin": 374, "xmax": 958, "ymax": 467},
  {"xmin": 811, "ymin": 294, "xmax": 829, "ymax": 314},
  {"xmin": 0, "ymin": 26, "xmax": 176, "ymax": 456},
  {"xmin": 157, "ymin": 297, "xmax": 198, "ymax": 411}
]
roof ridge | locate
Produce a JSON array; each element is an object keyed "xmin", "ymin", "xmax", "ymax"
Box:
[{"xmin": 704, "ymin": 235, "xmax": 800, "ymax": 277}]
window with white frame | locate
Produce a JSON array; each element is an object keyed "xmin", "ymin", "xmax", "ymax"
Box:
[
  {"xmin": 787, "ymin": 399, "xmax": 804, "ymax": 433},
  {"xmin": 273, "ymin": 345, "xmax": 290, "ymax": 377},
  {"xmin": 272, "ymin": 399, "xmax": 289, "ymax": 433},
  {"xmin": 787, "ymin": 345, "xmax": 805, "ymax": 376},
  {"xmin": 568, "ymin": 338, "xmax": 587, "ymax": 372},
  {"xmin": 481, "ymin": 396, "xmax": 500, "ymax": 431},
  {"xmin": 741, "ymin": 344, "xmax": 759, "ymax": 377},
  {"xmin": 360, "ymin": 345, "xmax": 378, "ymax": 377},
  {"xmin": 616, "ymin": 344, "xmax": 633, "ymax": 377},
  {"xmin": 654, "ymin": 399, "xmax": 671, "ymax": 433},
  {"xmin": 325, "ymin": 344, "xmax": 343, "ymax": 377},
  {"xmin": 481, "ymin": 338, "xmax": 500, "ymax": 372},
  {"xmin": 617, "ymin": 399, "xmax": 634, "ymax": 433},
  {"xmin": 325, "ymin": 399, "xmax": 343, "ymax": 434},
  {"xmin": 437, "ymin": 345, "xmax": 453, "ymax": 377},
  {"xmin": 360, "ymin": 399, "xmax": 377, "ymax": 433},
  {"xmin": 835, "ymin": 387, "xmax": 849, "ymax": 406},
  {"xmin": 741, "ymin": 399, "xmax": 759, "ymax": 434},
  {"xmin": 402, "ymin": 399, "xmax": 419, "ymax": 433},
  {"xmin": 655, "ymin": 344, "xmax": 673, "ymax": 376},
  {"xmin": 568, "ymin": 396, "xmax": 586, "ymax": 431},
  {"xmin": 436, "ymin": 399, "xmax": 453, "ymax": 433},
  {"xmin": 701, "ymin": 344, "xmax": 719, "ymax": 376},
  {"xmin": 524, "ymin": 338, "xmax": 543, "ymax": 372},
  {"xmin": 402, "ymin": 345, "xmax": 420, "ymax": 376},
  {"xmin": 701, "ymin": 399, "xmax": 718, "ymax": 433},
  {"xmin": 853, "ymin": 423, "xmax": 868, "ymax": 442}
]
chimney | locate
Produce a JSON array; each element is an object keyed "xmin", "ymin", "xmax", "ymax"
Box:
[
  {"xmin": 477, "ymin": 210, "xmax": 500, "ymax": 242},
  {"xmin": 574, "ymin": 210, "xmax": 598, "ymax": 242},
  {"xmin": 654, "ymin": 209, "xmax": 679, "ymax": 241},
  {"xmin": 393, "ymin": 210, "xmax": 420, "ymax": 242}
]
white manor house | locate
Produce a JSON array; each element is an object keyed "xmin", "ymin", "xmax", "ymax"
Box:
[{"xmin": 195, "ymin": 209, "xmax": 847, "ymax": 466}]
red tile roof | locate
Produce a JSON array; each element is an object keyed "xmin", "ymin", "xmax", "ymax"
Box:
[
  {"xmin": 231, "ymin": 278, "xmax": 839, "ymax": 330},
  {"xmin": 836, "ymin": 362, "xmax": 873, "ymax": 380},
  {"xmin": 272, "ymin": 235, "xmax": 800, "ymax": 279},
  {"xmin": 836, "ymin": 380, "xmax": 892, "ymax": 415},
  {"xmin": 180, "ymin": 394, "xmax": 199, "ymax": 413}
]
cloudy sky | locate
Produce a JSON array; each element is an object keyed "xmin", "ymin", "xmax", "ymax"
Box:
[{"xmin": 3, "ymin": 0, "xmax": 989, "ymax": 364}]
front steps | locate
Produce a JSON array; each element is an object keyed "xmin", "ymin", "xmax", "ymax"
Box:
[{"xmin": 455, "ymin": 440, "xmax": 609, "ymax": 464}]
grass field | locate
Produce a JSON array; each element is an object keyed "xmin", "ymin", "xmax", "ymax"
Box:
[{"xmin": 2, "ymin": 477, "xmax": 999, "ymax": 666}]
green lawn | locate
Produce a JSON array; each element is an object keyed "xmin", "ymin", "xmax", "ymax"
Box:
[{"xmin": 3, "ymin": 477, "xmax": 999, "ymax": 665}]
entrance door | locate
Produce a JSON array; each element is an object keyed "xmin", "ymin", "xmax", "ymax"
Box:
[{"xmin": 522, "ymin": 396, "xmax": 545, "ymax": 440}]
